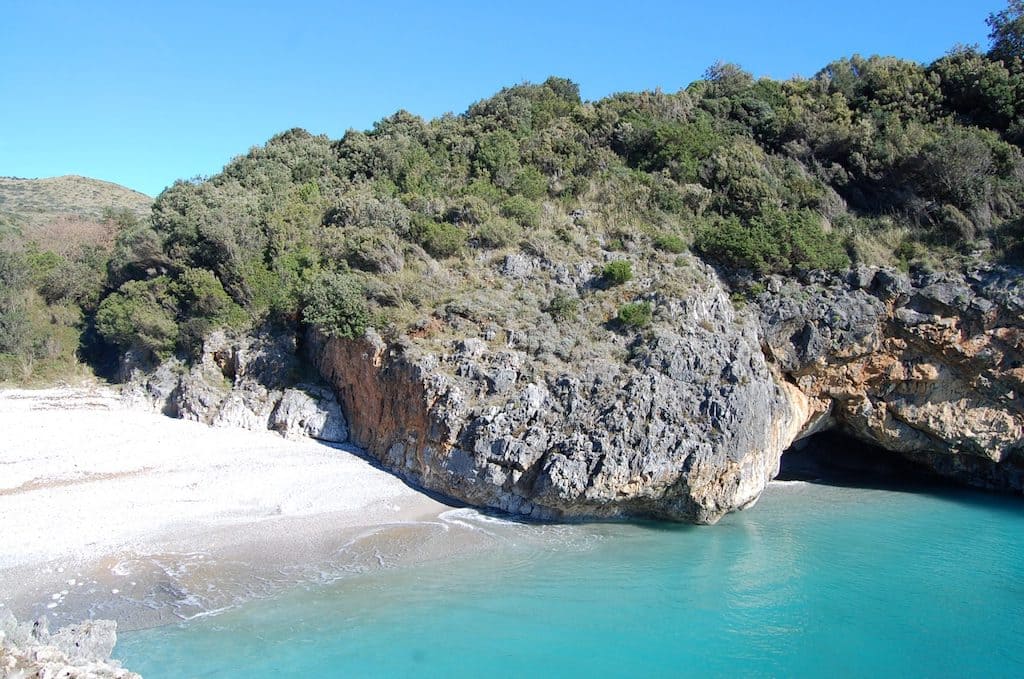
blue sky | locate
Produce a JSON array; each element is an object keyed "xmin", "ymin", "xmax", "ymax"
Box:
[{"xmin": 0, "ymin": 0, "xmax": 1004, "ymax": 197}]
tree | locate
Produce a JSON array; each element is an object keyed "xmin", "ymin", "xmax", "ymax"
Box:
[
  {"xmin": 0, "ymin": 251, "xmax": 31, "ymax": 355},
  {"xmin": 988, "ymin": 1, "xmax": 1024, "ymax": 65},
  {"xmin": 95, "ymin": 277, "xmax": 180, "ymax": 358},
  {"xmin": 302, "ymin": 271, "xmax": 369, "ymax": 340},
  {"xmin": 931, "ymin": 47, "xmax": 1022, "ymax": 132}
]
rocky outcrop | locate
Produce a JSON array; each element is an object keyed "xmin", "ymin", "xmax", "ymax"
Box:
[
  {"xmin": 313, "ymin": 258, "xmax": 804, "ymax": 523},
  {"xmin": 122, "ymin": 328, "xmax": 348, "ymax": 443},
  {"xmin": 309, "ymin": 259, "xmax": 1023, "ymax": 523},
  {"xmin": 122, "ymin": 258, "xmax": 1022, "ymax": 524},
  {"xmin": 0, "ymin": 612, "xmax": 139, "ymax": 678},
  {"xmin": 759, "ymin": 264, "xmax": 1024, "ymax": 491}
]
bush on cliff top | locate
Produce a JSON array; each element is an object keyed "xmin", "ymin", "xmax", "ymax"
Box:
[{"xmin": 302, "ymin": 271, "xmax": 370, "ymax": 340}]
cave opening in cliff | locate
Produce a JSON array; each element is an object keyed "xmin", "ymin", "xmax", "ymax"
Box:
[{"xmin": 778, "ymin": 430, "xmax": 941, "ymax": 488}]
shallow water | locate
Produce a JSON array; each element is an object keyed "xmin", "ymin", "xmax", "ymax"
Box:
[{"xmin": 116, "ymin": 482, "xmax": 1024, "ymax": 678}]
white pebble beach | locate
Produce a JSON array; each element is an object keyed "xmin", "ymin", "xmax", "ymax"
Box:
[{"xmin": 0, "ymin": 386, "xmax": 458, "ymax": 628}]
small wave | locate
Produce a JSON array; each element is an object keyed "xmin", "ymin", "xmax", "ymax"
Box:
[
  {"xmin": 178, "ymin": 604, "xmax": 234, "ymax": 621},
  {"xmin": 439, "ymin": 507, "xmax": 519, "ymax": 526},
  {"xmin": 436, "ymin": 508, "xmax": 509, "ymax": 536},
  {"xmin": 768, "ymin": 480, "xmax": 814, "ymax": 488}
]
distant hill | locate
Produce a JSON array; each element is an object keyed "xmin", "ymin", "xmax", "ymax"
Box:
[{"xmin": 0, "ymin": 175, "xmax": 152, "ymax": 254}]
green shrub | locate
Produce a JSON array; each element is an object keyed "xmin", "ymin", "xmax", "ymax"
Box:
[
  {"xmin": 546, "ymin": 292, "xmax": 579, "ymax": 321},
  {"xmin": 341, "ymin": 228, "xmax": 405, "ymax": 273},
  {"xmin": 95, "ymin": 277, "xmax": 179, "ymax": 358},
  {"xmin": 0, "ymin": 293, "xmax": 30, "ymax": 356},
  {"xmin": 464, "ymin": 179, "xmax": 505, "ymax": 203},
  {"xmin": 653, "ymin": 233, "xmax": 686, "ymax": 253},
  {"xmin": 603, "ymin": 260, "xmax": 634, "ymax": 285},
  {"xmin": 513, "ymin": 166, "xmax": 548, "ymax": 199},
  {"xmin": 617, "ymin": 301, "xmax": 652, "ymax": 327},
  {"xmin": 694, "ymin": 210, "xmax": 849, "ymax": 274},
  {"xmin": 475, "ymin": 216, "xmax": 521, "ymax": 248},
  {"xmin": 175, "ymin": 268, "xmax": 248, "ymax": 333},
  {"xmin": 994, "ymin": 218, "xmax": 1024, "ymax": 265},
  {"xmin": 414, "ymin": 216, "xmax": 466, "ymax": 257},
  {"xmin": 895, "ymin": 239, "xmax": 926, "ymax": 265},
  {"xmin": 499, "ymin": 196, "xmax": 541, "ymax": 229},
  {"xmin": 302, "ymin": 271, "xmax": 369, "ymax": 339}
]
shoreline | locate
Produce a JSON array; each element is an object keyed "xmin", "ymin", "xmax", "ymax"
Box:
[{"xmin": 0, "ymin": 386, "xmax": 478, "ymax": 630}]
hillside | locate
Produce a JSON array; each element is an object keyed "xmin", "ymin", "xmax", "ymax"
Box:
[
  {"xmin": 0, "ymin": 176, "xmax": 151, "ymax": 383},
  {"xmin": 0, "ymin": 176, "xmax": 151, "ymax": 257},
  {"xmin": 0, "ymin": 175, "xmax": 151, "ymax": 227},
  {"xmin": 99, "ymin": 4, "xmax": 1024, "ymax": 522}
]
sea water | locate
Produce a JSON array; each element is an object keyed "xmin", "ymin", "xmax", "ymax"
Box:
[{"xmin": 116, "ymin": 482, "xmax": 1024, "ymax": 678}]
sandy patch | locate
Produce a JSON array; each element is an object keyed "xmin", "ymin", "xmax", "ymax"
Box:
[{"xmin": 0, "ymin": 387, "xmax": 461, "ymax": 628}]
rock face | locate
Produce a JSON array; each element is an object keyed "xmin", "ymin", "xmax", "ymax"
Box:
[
  {"xmin": 759, "ymin": 264, "xmax": 1024, "ymax": 492},
  {"xmin": 311, "ymin": 260, "xmax": 1023, "ymax": 523},
  {"xmin": 124, "ymin": 259, "xmax": 1022, "ymax": 524},
  {"xmin": 0, "ymin": 612, "xmax": 139, "ymax": 678},
  {"xmin": 123, "ymin": 327, "xmax": 348, "ymax": 443},
  {"xmin": 313, "ymin": 259, "xmax": 805, "ymax": 523}
]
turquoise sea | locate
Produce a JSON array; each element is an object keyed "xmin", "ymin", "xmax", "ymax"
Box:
[{"xmin": 116, "ymin": 481, "xmax": 1024, "ymax": 678}]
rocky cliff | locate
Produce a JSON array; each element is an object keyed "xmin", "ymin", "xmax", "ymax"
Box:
[
  {"xmin": 307, "ymin": 260, "xmax": 1023, "ymax": 523},
  {"xmin": 311, "ymin": 292, "xmax": 801, "ymax": 523},
  {"xmin": 123, "ymin": 255, "xmax": 1022, "ymax": 524},
  {"xmin": 759, "ymin": 264, "xmax": 1024, "ymax": 492},
  {"xmin": 122, "ymin": 327, "xmax": 348, "ymax": 444}
]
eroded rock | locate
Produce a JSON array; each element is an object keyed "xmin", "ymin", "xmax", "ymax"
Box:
[
  {"xmin": 313, "ymin": 260, "xmax": 804, "ymax": 523},
  {"xmin": 0, "ymin": 612, "xmax": 139, "ymax": 678},
  {"xmin": 122, "ymin": 327, "xmax": 348, "ymax": 443},
  {"xmin": 759, "ymin": 264, "xmax": 1024, "ymax": 491}
]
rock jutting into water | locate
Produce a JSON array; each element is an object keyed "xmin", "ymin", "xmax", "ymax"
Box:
[
  {"xmin": 0, "ymin": 611, "xmax": 139, "ymax": 678},
  {"xmin": 758, "ymin": 264, "xmax": 1024, "ymax": 492},
  {"xmin": 307, "ymin": 259, "xmax": 1023, "ymax": 523},
  {"xmin": 311, "ymin": 256, "xmax": 804, "ymax": 523}
]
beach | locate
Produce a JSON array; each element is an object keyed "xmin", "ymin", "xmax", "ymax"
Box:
[{"xmin": 0, "ymin": 386, "xmax": 463, "ymax": 629}]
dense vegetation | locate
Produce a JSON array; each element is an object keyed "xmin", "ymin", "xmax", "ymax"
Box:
[
  {"xmin": 3, "ymin": 3, "xmax": 1024, "ymax": 380},
  {"xmin": 0, "ymin": 206, "xmax": 142, "ymax": 382}
]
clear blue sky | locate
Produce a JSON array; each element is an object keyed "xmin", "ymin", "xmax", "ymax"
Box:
[{"xmin": 0, "ymin": 0, "xmax": 1004, "ymax": 197}]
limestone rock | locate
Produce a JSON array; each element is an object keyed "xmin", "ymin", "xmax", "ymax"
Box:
[
  {"xmin": 313, "ymin": 258, "xmax": 802, "ymax": 523},
  {"xmin": 122, "ymin": 326, "xmax": 348, "ymax": 444},
  {"xmin": 0, "ymin": 612, "xmax": 139, "ymax": 678},
  {"xmin": 271, "ymin": 387, "xmax": 348, "ymax": 442},
  {"xmin": 759, "ymin": 264, "xmax": 1024, "ymax": 492},
  {"xmin": 122, "ymin": 255, "xmax": 1023, "ymax": 524}
]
